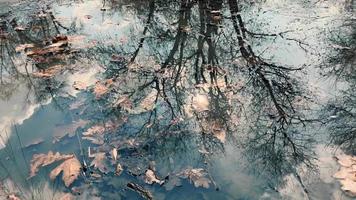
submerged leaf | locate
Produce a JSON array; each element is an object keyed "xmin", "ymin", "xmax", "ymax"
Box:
[
  {"xmin": 29, "ymin": 151, "xmax": 74, "ymax": 178},
  {"xmin": 89, "ymin": 152, "xmax": 110, "ymax": 173},
  {"xmin": 179, "ymin": 168, "xmax": 211, "ymax": 188},
  {"xmin": 49, "ymin": 157, "xmax": 81, "ymax": 187}
]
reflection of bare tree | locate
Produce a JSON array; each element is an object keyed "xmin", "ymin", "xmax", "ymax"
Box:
[
  {"xmin": 91, "ymin": 0, "xmax": 316, "ymax": 186},
  {"xmin": 322, "ymin": 18, "xmax": 356, "ymax": 154}
]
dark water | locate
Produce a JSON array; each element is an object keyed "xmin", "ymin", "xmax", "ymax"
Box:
[{"xmin": 0, "ymin": 0, "xmax": 355, "ymax": 199}]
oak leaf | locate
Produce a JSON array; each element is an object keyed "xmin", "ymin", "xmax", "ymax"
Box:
[{"xmin": 49, "ymin": 157, "xmax": 81, "ymax": 187}]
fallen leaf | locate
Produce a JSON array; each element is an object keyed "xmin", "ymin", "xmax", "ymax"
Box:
[
  {"xmin": 111, "ymin": 148, "xmax": 118, "ymax": 161},
  {"xmin": 164, "ymin": 175, "xmax": 182, "ymax": 191},
  {"xmin": 53, "ymin": 119, "xmax": 88, "ymax": 141},
  {"xmin": 15, "ymin": 44, "xmax": 35, "ymax": 52},
  {"xmin": 29, "ymin": 151, "xmax": 74, "ymax": 178},
  {"xmin": 7, "ymin": 194, "xmax": 20, "ymax": 200},
  {"xmin": 337, "ymin": 154, "xmax": 354, "ymax": 167},
  {"xmin": 334, "ymin": 154, "xmax": 356, "ymax": 197},
  {"xmin": 334, "ymin": 167, "xmax": 356, "ymax": 181},
  {"xmin": 139, "ymin": 90, "xmax": 158, "ymax": 111},
  {"xmin": 192, "ymin": 94, "xmax": 209, "ymax": 112},
  {"xmin": 32, "ymin": 65, "xmax": 63, "ymax": 78},
  {"xmin": 49, "ymin": 156, "xmax": 81, "ymax": 187},
  {"xmin": 115, "ymin": 164, "xmax": 123, "ymax": 176},
  {"xmin": 144, "ymin": 169, "xmax": 164, "ymax": 185},
  {"xmin": 93, "ymin": 82, "xmax": 108, "ymax": 98},
  {"xmin": 82, "ymin": 136, "xmax": 104, "ymax": 145},
  {"xmin": 179, "ymin": 168, "xmax": 211, "ymax": 188},
  {"xmin": 89, "ymin": 152, "xmax": 110, "ymax": 173},
  {"xmin": 73, "ymin": 81, "xmax": 87, "ymax": 90},
  {"xmin": 83, "ymin": 125, "xmax": 105, "ymax": 136},
  {"xmin": 340, "ymin": 179, "xmax": 356, "ymax": 197},
  {"xmin": 59, "ymin": 193, "xmax": 75, "ymax": 200}
]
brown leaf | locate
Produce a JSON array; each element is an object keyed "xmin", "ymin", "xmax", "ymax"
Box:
[
  {"xmin": 73, "ymin": 81, "xmax": 87, "ymax": 90},
  {"xmin": 32, "ymin": 65, "xmax": 64, "ymax": 78},
  {"xmin": 83, "ymin": 125, "xmax": 105, "ymax": 136},
  {"xmin": 53, "ymin": 119, "xmax": 88, "ymax": 141},
  {"xmin": 29, "ymin": 151, "xmax": 74, "ymax": 178},
  {"xmin": 340, "ymin": 179, "xmax": 356, "ymax": 197},
  {"xmin": 15, "ymin": 43, "xmax": 35, "ymax": 52},
  {"xmin": 93, "ymin": 80, "xmax": 113, "ymax": 99},
  {"xmin": 334, "ymin": 154, "xmax": 356, "ymax": 197},
  {"xmin": 49, "ymin": 157, "xmax": 81, "ymax": 187}
]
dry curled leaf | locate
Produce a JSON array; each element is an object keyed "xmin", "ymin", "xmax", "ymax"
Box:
[
  {"xmin": 144, "ymin": 169, "xmax": 164, "ymax": 185},
  {"xmin": 49, "ymin": 156, "xmax": 81, "ymax": 187},
  {"xmin": 29, "ymin": 151, "xmax": 74, "ymax": 178}
]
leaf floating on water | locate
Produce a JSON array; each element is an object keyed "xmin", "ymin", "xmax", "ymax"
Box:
[
  {"xmin": 111, "ymin": 148, "xmax": 118, "ymax": 161},
  {"xmin": 144, "ymin": 169, "xmax": 164, "ymax": 185},
  {"xmin": 29, "ymin": 151, "xmax": 74, "ymax": 178},
  {"xmin": 49, "ymin": 157, "xmax": 81, "ymax": 187},
  {"xmin": 179, "ymin": 168, "xmax": 211, "ymax": 189},
  {"xmin": 115, "ymin": 164, "xmax": 123, "ymax": 176},
  {"xmin": 333, "ymin": 154, "xmax": 356, "ymax": 197}
]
